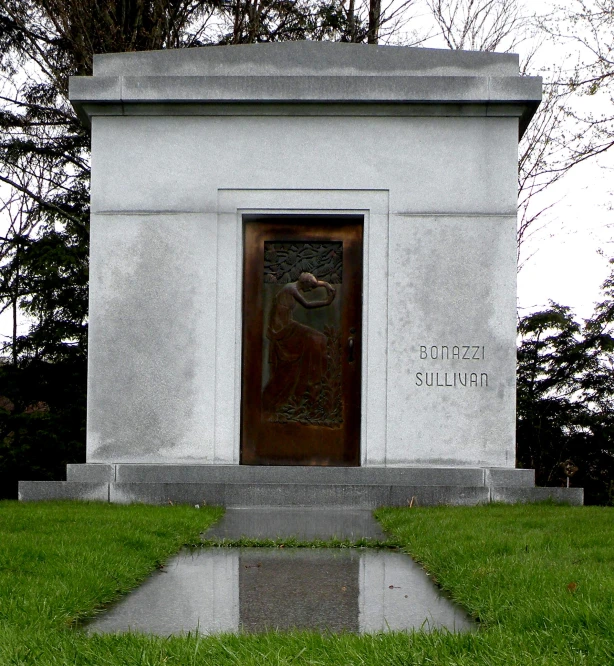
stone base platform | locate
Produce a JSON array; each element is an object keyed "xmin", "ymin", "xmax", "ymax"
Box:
[{"xmin": 18, "ymin": 465, "xmax": 584, "ymax": 507}]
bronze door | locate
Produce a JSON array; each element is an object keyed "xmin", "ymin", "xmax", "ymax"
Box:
[{"xmin": 241, "ymin": 216, "xmax": 363, "ymax": 466}]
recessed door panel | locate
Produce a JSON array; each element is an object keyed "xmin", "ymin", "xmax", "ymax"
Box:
[{"xmin": 241, "ymin": 216, "xmax": 363, "ymax": 465}]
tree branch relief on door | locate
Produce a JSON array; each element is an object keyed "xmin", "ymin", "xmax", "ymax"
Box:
[{"xmin": 262, "ymin": 242, "xmax": 343, "ymax": 428}]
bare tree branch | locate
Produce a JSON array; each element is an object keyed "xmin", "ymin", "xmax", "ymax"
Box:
[{"xmin": 0, "ymin": 173, "xmax": 83, "ymax": 227}]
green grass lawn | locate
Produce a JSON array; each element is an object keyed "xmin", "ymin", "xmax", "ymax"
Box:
[{"xmin": 1, "ymin": 501, "xmax": 613, "ymax": 665}]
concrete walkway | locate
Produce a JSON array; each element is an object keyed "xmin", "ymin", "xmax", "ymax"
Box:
[
  {"xmin": 86, "ymin": 507, "xmax": 476, "ymax": 636},
  {"xmin": 204, "ymin": 507, "xmax": 387, "ymax": 541}
]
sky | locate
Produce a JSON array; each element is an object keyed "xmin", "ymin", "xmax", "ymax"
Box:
[{"xmin": 517, "ymin": 151, "xmax": 613, "ymax": 320}]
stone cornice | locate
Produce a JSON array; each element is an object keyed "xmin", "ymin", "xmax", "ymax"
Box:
[{"xmin": 69, "ymin": 44, "xmax": 541, "ymax": 138}]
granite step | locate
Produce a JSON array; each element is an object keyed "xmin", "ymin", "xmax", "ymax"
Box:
[
  {"xmin": 18, "ymin": 480, "xmax": 584, "ymax": 507},
  {"xmin": 66, "ymin": 464, "xmax": 536, "ymax": 487}
]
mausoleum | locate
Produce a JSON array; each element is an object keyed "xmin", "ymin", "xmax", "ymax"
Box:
[{"xmin": 19, "ymin": 42, "xmax": 583, "ymax": 505}]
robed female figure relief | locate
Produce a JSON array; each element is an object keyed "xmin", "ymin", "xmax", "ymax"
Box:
[{"xmin": 262, "ymin": 272, "xmax": 336, "ymax": 415}]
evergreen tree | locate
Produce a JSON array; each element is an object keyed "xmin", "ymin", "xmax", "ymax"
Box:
[{"xmin": 517, "ymin": 264, "xmax": 614, "ymax": 504}]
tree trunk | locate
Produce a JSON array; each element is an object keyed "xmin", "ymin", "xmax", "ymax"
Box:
[
  {"xmin": 347, "ymin": 0, "xmax": 356, "ymax": 42},
  {"xmin": 367, "ymin": 0, "xmax": 381, "ymax": 43}
]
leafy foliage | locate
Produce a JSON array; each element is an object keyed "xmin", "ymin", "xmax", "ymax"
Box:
[
  {"xmin": 543, "ymin": 0, "xmax": 614, "ymax": 160},
  {"xmin": 517, "ymin": 263, "xmax": 614, "ymax": 504},
  {"xmin": 0, "ymin": 355, "xmax": 86, "ymax": 498}
]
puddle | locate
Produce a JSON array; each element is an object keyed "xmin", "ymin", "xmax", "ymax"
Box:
[{"xmin": 86, "ymin": 548, "xmax": 474, "ymax": 635}]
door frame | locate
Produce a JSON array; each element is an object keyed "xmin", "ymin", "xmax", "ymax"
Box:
[{"xmin": 214, "ymin": 189, "xmax": 389, "ymax": 466}]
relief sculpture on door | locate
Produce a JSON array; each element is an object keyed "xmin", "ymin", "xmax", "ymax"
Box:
[{"xmin": 262, "ymin": 242, "xmax": 343, "ymax": 429}]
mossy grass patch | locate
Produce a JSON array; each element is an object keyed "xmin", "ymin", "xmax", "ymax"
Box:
[{"xmin": 200, "ymin": 536, "xmax": 398, "ymax": 548}]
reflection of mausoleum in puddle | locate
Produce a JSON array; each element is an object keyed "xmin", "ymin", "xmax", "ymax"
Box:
[
  {"xmin": 87, "ymin": 549, "xmax": 474, "ymax": 635},
  {"xmin": 19, "ymin": 42, "xmax": 582, "ymax": 505}
]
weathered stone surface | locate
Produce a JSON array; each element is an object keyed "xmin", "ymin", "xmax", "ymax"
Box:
[
  {"xmin": 73, "ymin": 75, "xmax": 541, "ymax": 107},
  {"xmin": 388, "ymin": 486, "xmax": 489, "ymax": 507},
  {"xmin": 109, "ymin": 482, "xmax": 491, "ymax": 507},
  {"xmin": 17, "ymin": 474, "xmax": 583, "ymax": 507},
  {"xmin": 86, "ymin": 122, "xmax": 518, "ymax": 467},
  {"xmin": 74, "ymin": 43, "xmax": 540, "ymax": 140},
  {"xmin": 93, "ymin": 42, "xmax": 520, "ymax": 78},
  {"xmin": 18, "ymin": 481, "xmax": 109, "ymax": 502},
  {"xmin": 485, "ymin": 468, "xmax": 535, "ymax": 487},
  {"xmin": 491, "ymin": 487, "xmax": 584, "ymax": 505},
  {"xmin": 68, "ymin": 76, "xmax": 121, "ymax": 102},
  {"xmin": 386, "ymin": 214, "xmax": 517, "ymax": 468},
  {"xmin": 113, "ymin": 464, "xmax": 486, "ymax": 486},
  {"xmin": 204, "ymin": 507, "xmax": 387, "ymax": 540},
  {"xmin": 66, "ymin": 464, "xmax": 114, "ymax": 482}
]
